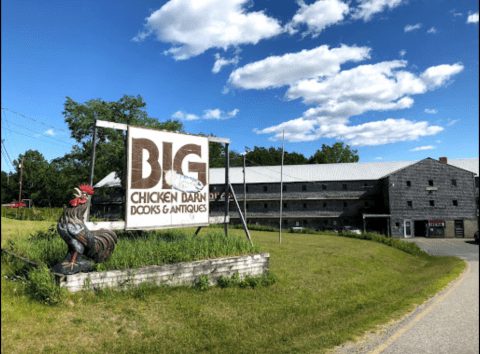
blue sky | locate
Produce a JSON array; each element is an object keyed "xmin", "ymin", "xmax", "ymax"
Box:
[{"xmin": 1, "ymin": 0, "xmax": 478, "ymax": 175}]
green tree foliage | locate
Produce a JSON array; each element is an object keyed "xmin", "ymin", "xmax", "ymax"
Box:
[
  {"xmin": 60, "ymin": 95, "xmax": 184, "ymax": 188},
  {"xmin": 244, "ymin": 146, "xmax": 308, "ymax": 166},
  {"xmin": 308, "ymin": 143, "xmax": 359, "ymax": 164}
]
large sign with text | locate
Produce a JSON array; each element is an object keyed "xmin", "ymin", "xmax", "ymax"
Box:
[{"xmin": 126, "ymin": 126, "xmax": 209, "ymax": 230}]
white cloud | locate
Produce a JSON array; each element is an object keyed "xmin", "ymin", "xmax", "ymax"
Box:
[
  {"xmin": 427, "ymin": 27, "xmax": 437, "ymax": 34},
  {"xmin": 404, "ymin": 23, "xmax": 422, "ymax": 32},
  {"xmin": 228, "ymin": 44, "xmax": 371, "ymax": 90},
  {"xmin": 410, "ymin": 145, "xmax": 435, "ymax": 151},
  {"xmin": 212, "ymin": 53, "xmax": 240, "ymax": 73},
  {"xmin": 132, "ymin": 0, "xmax": 283, "ymax": 60},
  {"xmin": 436, "ymin": 140, "xmax": 441, "ymax": 143},
  {"xmin": 399, "ymin": 49, "xmax": 406, "ymax": 57},
  {"xmin": 424, "ymin": 109, "xmax": 438, "ymax": 114},
  {"xmin": 351, "ymin": 0, "xmax": 405, "ymax": 21},
  {"xmin": 44, "ymin": 129, "xmax": 54, "ymax": 135},
  {"xmin": 250, "ymin": 58, "xmax": 462, "ymax": 145},
  {"xmin": 285, "ymin": 0, "xmax": 349, "ymax": 38},
  {"xmin": 467, "ymin": 13, "xmax": 479, "ymax": 24},
  {"xmin": 450, "ymin": 10, "xmax": 462, "ymax": 17},
  {"xmin": 203, "ymin": 108, "xmax": 239, "ymax": 119},
  {"xmin": 446, "ymin": 119, "xmax": 459, "ymax": 126},
  {"xmin": 257, "ymin": 117, "xmax": 444, "ymax": 146},
  {"xmin": 172, "ymin": 111, "xmax": 200, "ymax": 120}
]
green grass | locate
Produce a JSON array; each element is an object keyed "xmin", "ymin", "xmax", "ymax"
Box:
[
  {"xmin": 1, "ymin": 218, "xmax": 466, "ymax": 354},
  {"xmin": 2, "ymin": 224, "xmax": 261, "ymax": 272},
  {"xmin": 1, "ymin": 206, "xmax": 64, "ymax": 222}
]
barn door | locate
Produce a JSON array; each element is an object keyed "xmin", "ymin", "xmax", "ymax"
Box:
[
  {"xmin": 454, "ymin": 220, "xmax": 464, "ymax": 238},
  {"xmin": 404, "ymin": 220, "xmax": 413, "ymax": 238}
]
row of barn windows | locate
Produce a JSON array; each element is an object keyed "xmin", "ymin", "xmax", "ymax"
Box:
[
  {"xmin": 244, "ymin": 201, "xmax": 370, "ymax": 209},
  {"xmin": 405, "ymin": 179, "xmax": 457, "ymax": 187},
  {"xmin": 406, "ymin": 200, "xmax": 459, "ymax": 207},
  {"xmin": 256, "ymin": 183, "xmax": 359, "ymax": 192}
]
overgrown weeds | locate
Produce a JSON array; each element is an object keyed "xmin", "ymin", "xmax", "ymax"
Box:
[{"xmin": 1, "ymin": 207, "xmax": 63, "ymax": 221}]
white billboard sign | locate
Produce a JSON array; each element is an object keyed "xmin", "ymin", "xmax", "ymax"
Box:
[{"xmin": 126, "ymin": 126, "xmax": 209, "ymax": 230}]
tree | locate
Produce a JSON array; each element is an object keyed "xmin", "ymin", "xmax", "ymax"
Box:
[
  {"xmin": 244, "ymin": 146, "xmax": 308, "ymax": 166},
  {"xmin": 308, "ymin": 142, "xmax": 359, "ymax": 164},
  {"xmin": 61, "ymin": 95, "xmax": 184, "ymax": 189}
]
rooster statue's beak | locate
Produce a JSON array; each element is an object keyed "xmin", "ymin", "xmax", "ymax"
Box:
[{"xmin": 74, "ymin": 187, "xmax": 82, "ymax": 198}]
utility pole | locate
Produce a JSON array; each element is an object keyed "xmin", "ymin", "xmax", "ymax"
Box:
[
  {"xmin": 279, "ymin": 131, "xmax": 285, "ymax": 243},
  {"xmin": 243, "ymin": 153, "xmax": 247, "ymax": 225},
  {"xmin": 18, "ymin": 158, "xmax": 24, "ymax": 203}
]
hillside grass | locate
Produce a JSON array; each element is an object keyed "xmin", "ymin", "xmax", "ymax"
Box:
[{"xmin": 1, "ymin": 218, "xmax": 466, "ymax": 354}]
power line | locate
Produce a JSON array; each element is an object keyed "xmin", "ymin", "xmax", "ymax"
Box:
[
  {"xmin": 1, "ymin": 107, "xmax": 69, "ymax": 133},
  {"xmin": 1, "ymin": 139, "xmax": 14, "ymax": 167},
  {"xmin": 2, "ymin": 127, "xmax": 73, "ymax": 148},
  {"xmin": 1, "ymin": 148, "xmax": 14, "ymax": 171},
  {"xmin": 3, "ymin": 118, "xmax": 73, "ymax": 147}
]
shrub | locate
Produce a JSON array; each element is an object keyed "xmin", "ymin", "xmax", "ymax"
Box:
[
  {"xmin": 24, "ymin": 266, "xmax": 66, "ymax": 305},
  {"xmin": 195, "ymin": 275, "xmax": 211, "ymax": 291}
]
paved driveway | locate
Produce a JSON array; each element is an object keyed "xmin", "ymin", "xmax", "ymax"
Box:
[{"xmin": 331, "ymin": 238, "xmax": 479, "ymax": 354}]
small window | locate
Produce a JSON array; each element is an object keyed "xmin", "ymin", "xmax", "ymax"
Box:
[
  {"xmin": 323, "ymin": 202, "xmax": 327, "ymax": 207},
  {"xmin": 429, "ymin": 200, "xmax": 435, "ymax": 207},
  {"xmin": 428, "ymin": 180, "xmax": 434, "ymax": 186},
  {"xmin": 322, "ymin": 184, "xmax": 327, "ymax": 190},
  {"xmin": 453, "ymin": 200, "xmax": 458, "ymax": 206},
  {"xmin": 302, "ymin": 185, "xmax": 306, "ymax": 191},
  {"xmin": 303, "ymin": 220, "xmax": 307, "ymax": 225},
  {"xmin": 364, "ymin": 183, "xmax": 368, "ymax": 188},
  {"xmin": 343, "ymin": 202, "xmax": 347, "ymax": 208},
  {"xmin": 303, "ymin": 203, "xmax": 307, "ymax": 208},
  {"xmin": 406, "ymin": 181, "xmax": 411, "ymax": 187},
  {"xmin": 264, "ymin": 203, "xmax": 268, "ymax": 209},
  {"xmin": 342, "ymin": 184, "xmax": 347, "ymax": 190},
  {"xmin": 263, "ymin": 186, "xmax": 267, "ymax": 192},
  {"xmin": 407, "ymin": 201, "xmax": 413, "ymax": 208},
  {"xmin": 451, "ymin": 179, "xmax": 457, "ymax": 186},
  {"xmin": 246, "ymin": 186, "xmax": 249, "ymax": 192},
  {"xmin": 395, "ymin": 222, "xmax": 400, "ymax": 227},
  {"xmin": 283, "ymin": 203, "xmax": 287, "ymax": 208},
  {"xmin": 246, "ymin": 203, "xmax": 249, "ymax": 209},
  {"xmin": 283, "ymin": 185, "xmax": 287, "ymax": 192}
]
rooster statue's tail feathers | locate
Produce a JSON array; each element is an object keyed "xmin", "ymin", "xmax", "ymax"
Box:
[{"xmin": 85, "ymin": 229, "xmax": 118, "ymax": 264}]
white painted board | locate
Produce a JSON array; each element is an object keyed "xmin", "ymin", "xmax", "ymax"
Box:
[{"xmin": 126, "ymin": 126, "xmax": 209, "ymax": 230}]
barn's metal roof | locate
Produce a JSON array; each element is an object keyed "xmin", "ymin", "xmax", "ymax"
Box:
[{"xmin": 94, "ymin": 158, "xmax": 479, "ymax": 188}]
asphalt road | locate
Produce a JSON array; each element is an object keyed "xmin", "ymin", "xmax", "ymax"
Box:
[{"xmin": 330, "ymin": 237, "xmax": 479, "ymax": 354}]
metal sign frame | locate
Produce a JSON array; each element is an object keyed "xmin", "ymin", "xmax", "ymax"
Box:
[{"xmin": 85, "ymin": 119, "xmax": 230, "ymax": 233}]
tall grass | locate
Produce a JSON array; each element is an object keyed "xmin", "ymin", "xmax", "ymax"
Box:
[
  {"xmin": 1, "ymin": 207, "xmax": 63, "ymax": 221},
  {"xmin": 4, "ymin": 227, "xmax": 261, "ymax": 272}
]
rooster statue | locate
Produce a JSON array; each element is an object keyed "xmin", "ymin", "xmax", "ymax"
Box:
[{"xmin": 51, "ymin": 184, "xmax": 117, "ymax": 275}]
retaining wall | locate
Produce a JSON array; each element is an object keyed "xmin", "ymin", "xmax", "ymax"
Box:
[{"xmin": 55, "ymin": 253, "xmax": 270, "ymax": 292}]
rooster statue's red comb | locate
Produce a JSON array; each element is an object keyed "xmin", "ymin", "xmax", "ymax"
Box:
[{"xmin": 78, "ymin": 184, "xmax": 95, "ymax": 195}]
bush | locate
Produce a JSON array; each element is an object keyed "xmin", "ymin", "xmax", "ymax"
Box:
[
  {"xmin": 195, "ymin": 275, "xmax": 211, "ymax": 291},
  {"xmin": 217, "ymin": 271, "xmax": 275, "ymax": 289},
  {"xmin": 24, "ymin": 266, "xmax": 66, "ymax": 305}
]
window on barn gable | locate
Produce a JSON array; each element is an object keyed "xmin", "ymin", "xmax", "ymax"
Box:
[
  {"xmin": 453, "ymin": 200, "xmax": 458, "ymax": 206},
  {"xmin": 429, "ymin": 200, "xmax": 435, "ymax": 207},
  {"xmin": 407, "ymin": 201, "xmax": 413, "ymax": 208},
  {"xmin": 406, "ymin": 181, "xmax": 411, "ymax": 187},
  {"xmin": 451, "ymin": 179, "xmax": 457, "ymax": 186},
  {"xmin": 428, "ymin": 180, "xmax": 434, "ymax": 186}
]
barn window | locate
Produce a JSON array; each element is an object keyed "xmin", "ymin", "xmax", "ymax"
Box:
[
  {"xmin": 264, "ymin": 203, "xmax": 268, "ymax": 209},
  {"xmin": 283, "ymin": 185, "xmax": 287, "ymax": 192},
  {"xmin": 303, "ymin": 220, "xmax": 307, "ymax": 225},
  {"xmin": 323, "ymin": 202, "xmax": 327, "ymax": 207},
  {"xmin": 246, "ymin": 203, "xmax": 249, "ymax": 209},
  {"xmin": 302, "ymin": 185, "xmax": 306, "ymax": 191},
  {"xmin": 428, "ymin": 180, "xmax": 434, "ymax": 186},
  {"xmin": 343, "ymin": 202, "xmax": 347, "ymax": 208},
  {"xmin": 406, "ymin": 181, "xmax": 411, "ymax": 187},
  {"xmin": 246, "ymin": 186, "xmax": 249, "ymax": 192},
  {"xmin": 407, "ymin": 201, "xmax": 413, "ymax": 208},
  {"xmin": 283, "ymin": 203, "xmax": 287, "ymax": 208},
  {"xmin": 322, "ymin": 184, "xmax": 327, "ymax": 190},
  {"xmin": 342, "ymin": 184, "xmax": 347, "ymax": 190},
  {"xmin": 452, "ymin": 200, "xmax": 458, "ymax": 206},
  {"xmin": 303, "ymin": 203, "xmax": 307, "ymax": 208},
  {"xmin": 451, "ymin": 179, "xmax": 457, "ymax": 186},
  {"xmin": 263, "ymin": 186, "xmax": 267, "ymax": 192},
  {"xmin": 429, "ymin": 200, "xmax": 435, "ymax": 207}
]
